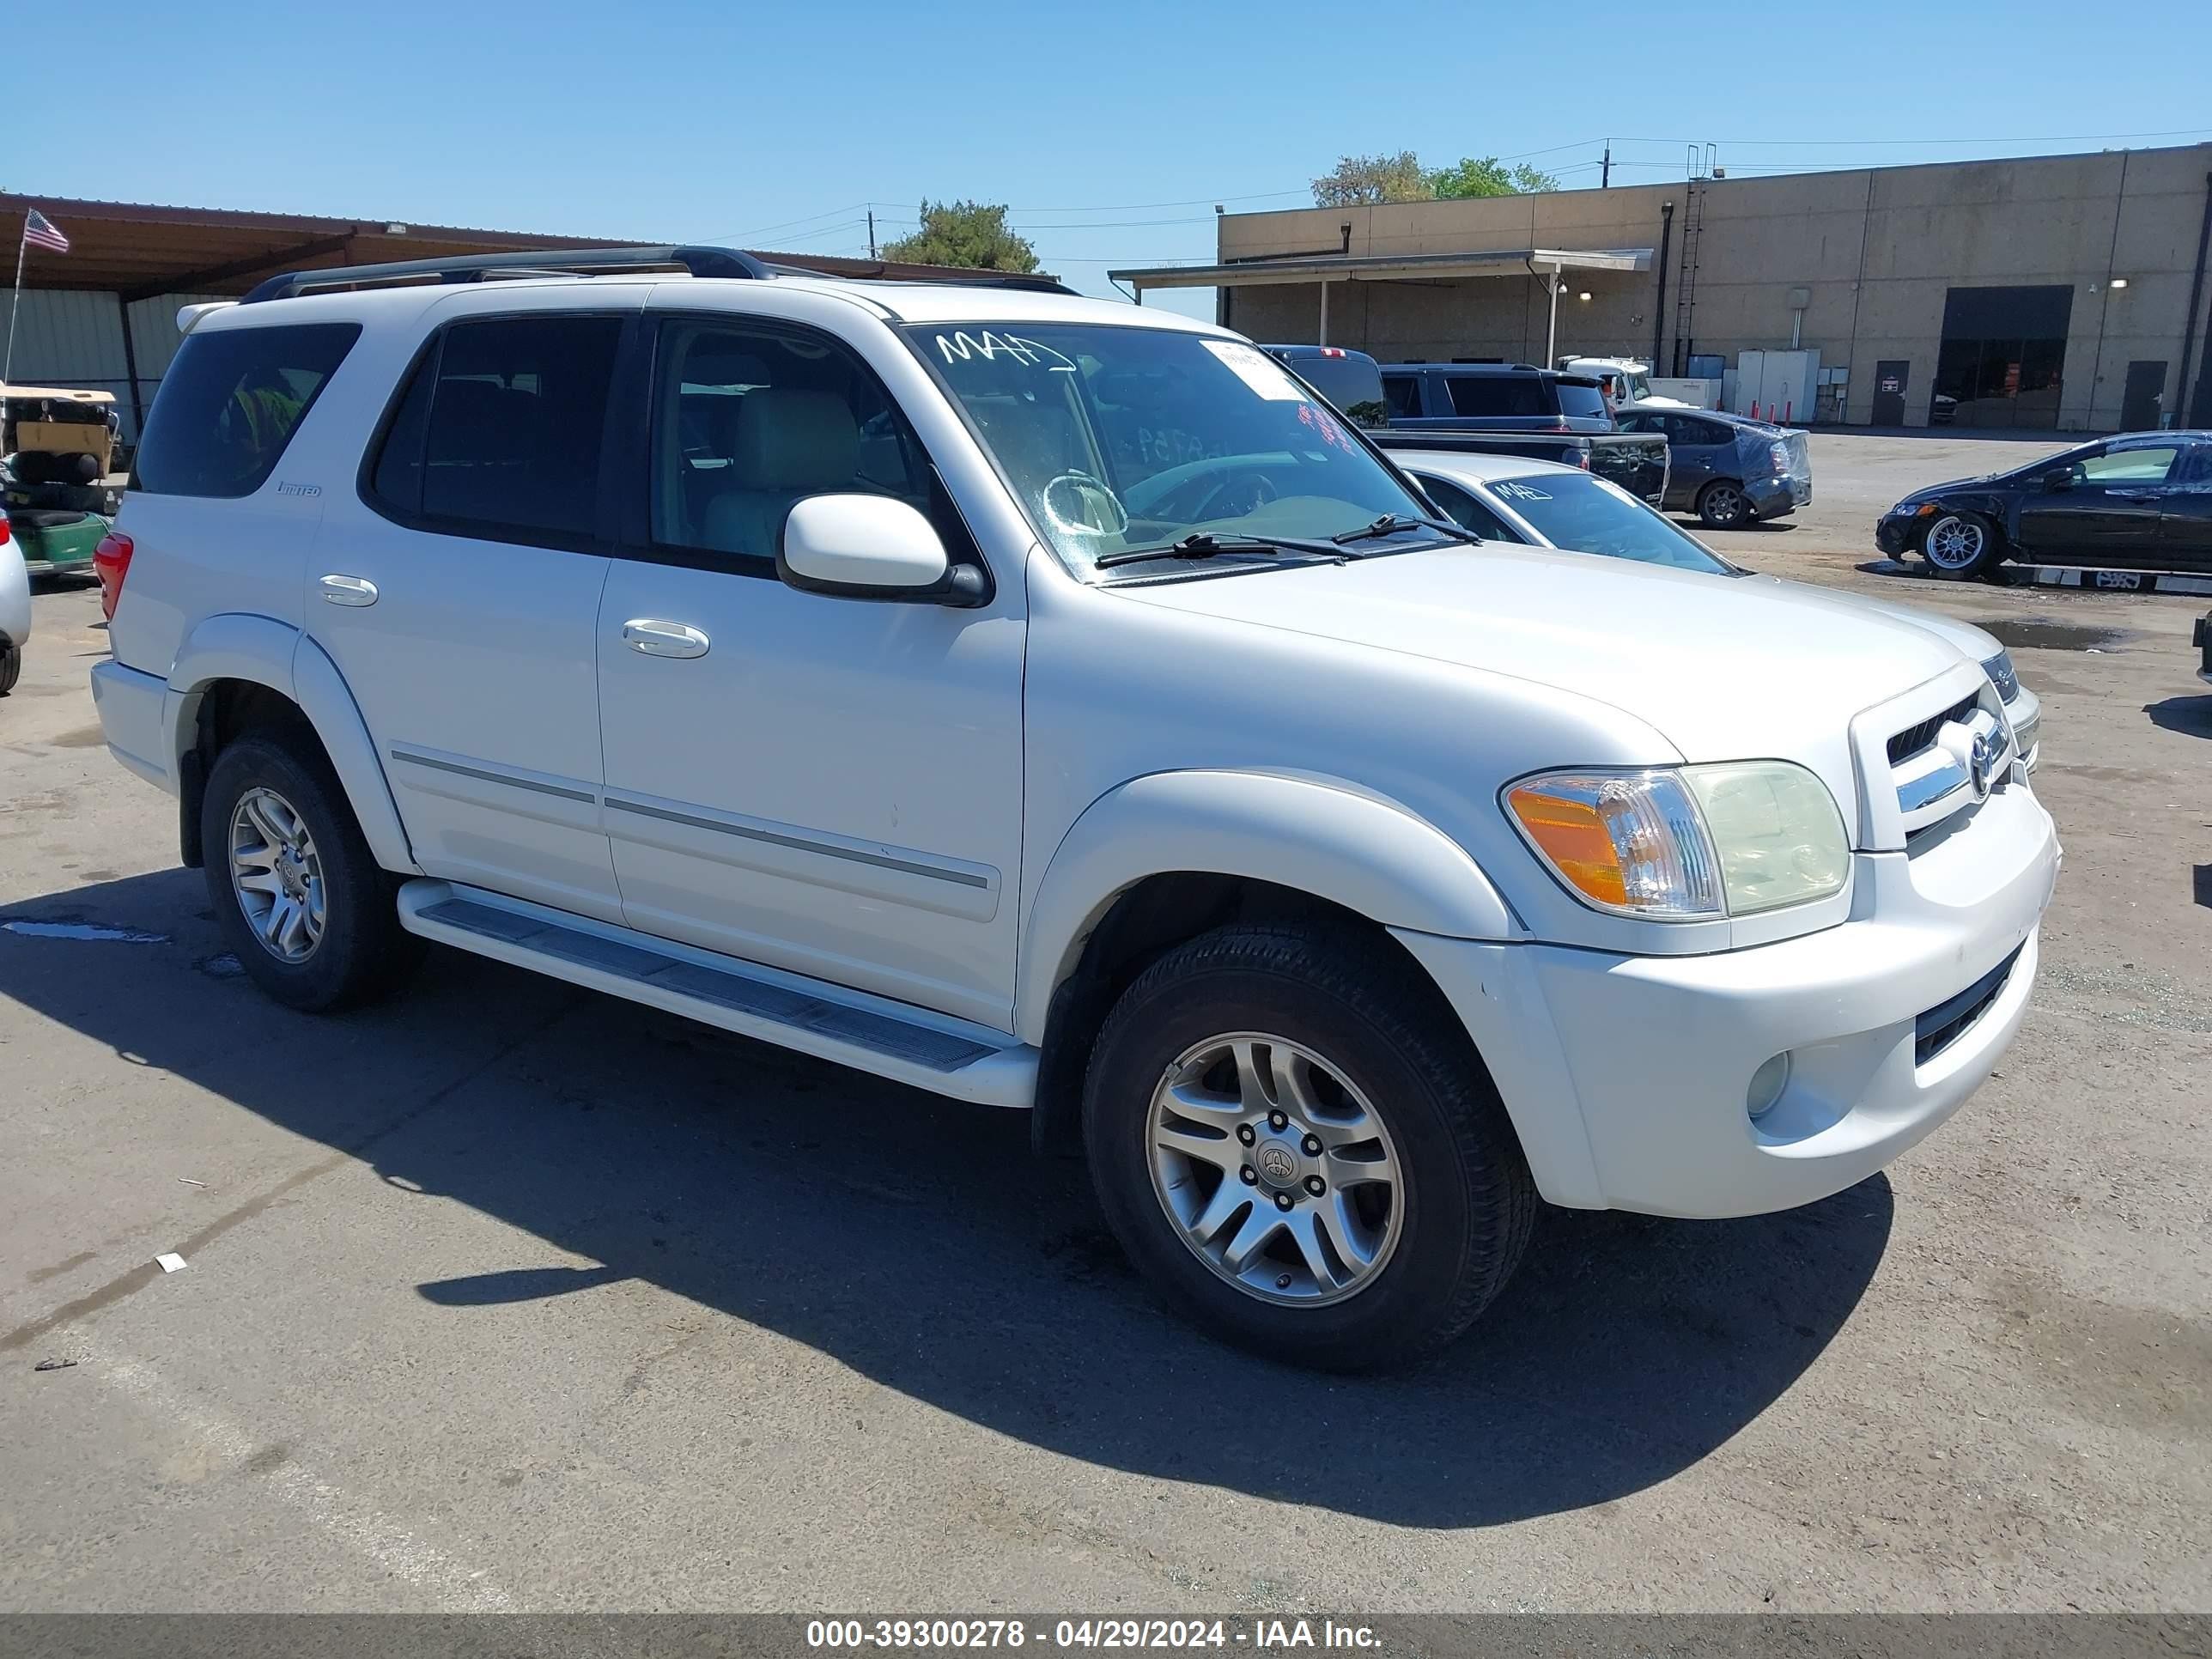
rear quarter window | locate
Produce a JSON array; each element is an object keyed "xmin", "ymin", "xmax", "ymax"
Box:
[
  {"xmin": 132, "ymin": 323, "xmax": 361, "ymax": 498},
  {"xmin": 1553, "ymin": 380, "xmax": 1608, "ymax": 420},
  {"xmin": 1446, "ymin": 376, "xmax": 1544, "ymax": 418}
]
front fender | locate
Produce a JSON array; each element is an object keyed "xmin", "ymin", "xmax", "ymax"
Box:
[
  {"xmin": 163, "ymin": 613, "xmax": 417, "ymax": 875},
  {"xmin": 1015, "ymin": 769, "xmax": 1518, "ymax": 1043}
]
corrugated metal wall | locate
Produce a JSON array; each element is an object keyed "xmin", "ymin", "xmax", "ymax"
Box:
[{"xmin": 4, "ymin": 288, "xmax": 229, "ymax": 439}]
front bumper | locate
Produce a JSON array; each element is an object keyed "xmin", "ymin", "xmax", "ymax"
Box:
[
  {"xmin": 1398, "ymin": 781, "xmax": 2059, "ymax": 1218},
  {"xmin": 1875, "ymin": 512, "xmax": 1923, "ymax": 556}
]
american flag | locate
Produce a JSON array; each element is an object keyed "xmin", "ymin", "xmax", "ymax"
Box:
[{"xmin": 22, "ymin": 209, "xmax": 70, "ymax": 254}]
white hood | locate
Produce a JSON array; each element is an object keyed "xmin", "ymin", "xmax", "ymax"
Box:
[{"xmin": 1117, "ymin": 544, "xmax": 1973, "ymax": 823}]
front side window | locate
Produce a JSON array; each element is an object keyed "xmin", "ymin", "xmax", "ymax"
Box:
[
  {"xmin": 648, "ymin": 319, "xmax": 931, "ymax": 561},
  {"xmin": 2080, "ymin": 445, "xmax": 2180, "ymax": 484},
  {"xmin": 135, "ymin": 322, "xmax": 359, "ymax": 498},
  {"xmin": 1485, "ymin": 473, "xmax": 1730, "ymax": 572},
  {"xmin": 909, "ymin": 324, "xmax": 1436, "ymax": 576},
  {"xmin": 1415, "ymin": 475, "xmax": 1518, "ymax": 541},
  {"xmin": 368, "ymin": 314, "xmax": 622, "ymax": 543}
]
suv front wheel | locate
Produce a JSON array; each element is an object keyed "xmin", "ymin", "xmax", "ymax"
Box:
[
  {"xmin": 1083, "ymin": 924, "xmax": 1534, "ymax": 1371},
  {"xmin": 201, "ymin": 732, "xmax": 422, "ymax": 1012}
]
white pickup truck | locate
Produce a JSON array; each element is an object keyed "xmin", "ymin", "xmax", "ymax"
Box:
[{"xmin": 88, "ymin": 247, "xmax": 2058, "ymax": 1370}]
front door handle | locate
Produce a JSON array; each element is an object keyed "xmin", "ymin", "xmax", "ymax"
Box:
[
  {"xmin": 319, "ymin": 574, "xmax": 379, "ymax": 607},
  {"xmin": 622, "ymin": 619, "xmax": 711, "ymax": 659}
]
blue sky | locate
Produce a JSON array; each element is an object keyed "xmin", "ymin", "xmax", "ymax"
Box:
[{"xmin": 8, "ymin": 0, "xmax": 2210, "ymax": 320}]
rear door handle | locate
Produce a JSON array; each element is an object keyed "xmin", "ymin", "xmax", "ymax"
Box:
[
  {"xmin": 319, "ymin": 574, "xmax": 379, "ymax": 606},
  {"xmin": 622, "ymin": 619, "xmax": 711, "ymax": 659}
]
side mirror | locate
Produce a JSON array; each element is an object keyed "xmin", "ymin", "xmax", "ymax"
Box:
[
  {"xmin": 2040, "ymin": 467, "xmax": 2074, "ymax": 492},
  {"xmin": 777, "ymin": 495, "xmax": 986, "ymax": 606}
]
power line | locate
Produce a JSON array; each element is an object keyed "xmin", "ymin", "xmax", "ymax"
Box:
[{"xmin": 1607, "ymin": 125, "xmax": 2212, "ymax": 148}]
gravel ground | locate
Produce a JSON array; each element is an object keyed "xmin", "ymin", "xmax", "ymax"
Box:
[{"xmin": 0, "ymin": 431, "xmax": 2206, "ymax": 1615}]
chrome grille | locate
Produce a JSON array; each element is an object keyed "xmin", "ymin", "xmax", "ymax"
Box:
[
  {"xmin": 1887, "ymin": 689, "xmax": 2013, "ymax": 838},
  {"xmin": 1888, "ymin": 693, "xmax": 1979, "ymax": 766}
]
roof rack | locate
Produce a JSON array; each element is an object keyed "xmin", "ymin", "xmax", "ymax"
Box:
[{"xmin": 239, "ymin": 244, "xmax": 1079, "ymax": 305}]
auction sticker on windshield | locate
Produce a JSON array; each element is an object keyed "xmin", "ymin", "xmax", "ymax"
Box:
[{"xmin": 1201, "ymin": 339, "xmax": 1304, "ymax": 399}]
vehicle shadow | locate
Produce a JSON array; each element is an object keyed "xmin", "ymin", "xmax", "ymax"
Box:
[
  {"xmin": 2144, "ymin": 696, "xmax": 2212, "ymax": 739},
  {"xmin": 1, "ymin": 869, "xmax": 1893, "ymax": 1528}
]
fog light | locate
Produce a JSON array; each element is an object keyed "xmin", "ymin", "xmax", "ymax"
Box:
[{"xmin": 1747, "ymin": 1053, "xmax": 1791, "ymax": 1119}]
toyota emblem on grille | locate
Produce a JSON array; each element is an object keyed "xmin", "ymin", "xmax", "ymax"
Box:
[{"xmin": 1969, "ymin": 730, "xmax": 2000, "ymax": 799}]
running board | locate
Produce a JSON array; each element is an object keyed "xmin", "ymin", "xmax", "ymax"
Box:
[{"xmin": 396, "ymin": 880, "xmax": 1036, "ymax": 1108}]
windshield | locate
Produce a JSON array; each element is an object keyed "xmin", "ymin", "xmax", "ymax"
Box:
[
  {"xmin": 1626, "ymin": 372, "xmax": 1654, "ymax": 401},
  {"xmin": 1487, "ymin": 473, "xmax": 1730, "ymax": 572},
  {"xmin": 907, "ymin": 324, "xmax": 1432, "ymax": 574}
]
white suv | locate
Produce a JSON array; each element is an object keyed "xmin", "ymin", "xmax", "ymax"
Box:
[{"xmin": 89, "ymin": 247, "xmax": 2059, "ymax": 1370}]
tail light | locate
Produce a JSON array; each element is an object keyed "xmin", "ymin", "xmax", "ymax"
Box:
[
  {"xmin": 0, "ymin": 516, "xmax": 11, "ymax": 546},
  {"xmin": 1768, "ymin": 441, "xmax": 1790, "ymax": 472},
  {"xmin": 1574, "ymin": 450, "xmax": 1591, "ymax": 470},
  {"xmin": 93, "ymin": 529, "xmax": 133, "ymax": 622}
]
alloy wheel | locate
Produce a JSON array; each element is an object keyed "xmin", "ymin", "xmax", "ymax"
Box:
[
  {"xmin": 1924, "ymin": 514, "xmax": 1986, "ymax": 571},
  {"xmin": 1145, "ymin": 1032, "xmax": 1404, "ymax": 1306},
  {"xmin": 1704, "ymin": 483, "xmax": 1747, "ymax": 526},
  {"xmin": 228, "ymin": 787, "xmax": 327, "ymax": 963}
]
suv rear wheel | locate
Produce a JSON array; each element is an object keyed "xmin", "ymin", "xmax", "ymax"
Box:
[
  {"xmin": 201, "ymin": 732, "xmax": 422, "ymax": 1012},
  {"xmin": 1083, "ymin": 924, "xmax": 1535, "ymax": 1371}
]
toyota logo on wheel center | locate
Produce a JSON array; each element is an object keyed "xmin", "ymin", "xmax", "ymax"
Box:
[{"xmin": 1255, "ymin": 1141, "xmax": 1300, "ymax": 1185}]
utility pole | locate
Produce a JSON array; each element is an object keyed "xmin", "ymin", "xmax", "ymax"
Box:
[
  {"xmin": 1601, "ymin": 142, "xmax": 1612, "ymax": 189},
  {"xmin": 867, "ymin": 210, "xmax": 877, "ymax": 259}
]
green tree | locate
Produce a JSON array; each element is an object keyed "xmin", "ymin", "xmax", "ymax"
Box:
[
  {"xmin": 879, "ymin": 200, "xmax": 1039, "ymax": 271},
  {"xmin": 1310, "ymin": 152, "xmax": 1434, "ymax": 207},
  {"xmin": 1426, "ymin": 156, "xmax": 1562, "ymax": 199}
]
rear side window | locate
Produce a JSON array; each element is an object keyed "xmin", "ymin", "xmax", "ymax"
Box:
[
  {"xmin": 1553, "ymin": 380, "xmax": 1608, "ymax": 420},
  {"xmin": 1382, "ymin": 374, "xmax": 1425, "ymax": 418},
  {"xmin": 133, "ymin": 323, "xmax": 359, "ymax": 497},
  {"xmin": 1446, "ymin": 376, "xmax": 1544, "ymax": 418},
  {"xmin": 367, "ymin": 314, "xmax": 623, "ymax": 544}
]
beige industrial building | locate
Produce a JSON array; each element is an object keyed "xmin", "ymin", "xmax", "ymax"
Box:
[{"xmin": 1113, "ymin": 143, "xmax": 2212, "ymax": 433}]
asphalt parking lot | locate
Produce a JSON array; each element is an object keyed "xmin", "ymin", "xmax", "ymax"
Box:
[{"xmin": 2, "ymin": 431, "xmax": 2207, "ymax": 1614}]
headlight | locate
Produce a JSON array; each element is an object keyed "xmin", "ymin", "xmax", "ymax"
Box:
[
  {"xmin": 1504, "ymin": 763, "xmax": 1850, "ymax": 921},
  {"xmin": 1980, "ymin": 649, "xmax": 2020, "ymax": 702}
]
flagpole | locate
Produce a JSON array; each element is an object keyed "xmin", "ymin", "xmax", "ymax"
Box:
[{"xmin": 3, "ymin": 218, "xmax": 25, "ymax": 388}]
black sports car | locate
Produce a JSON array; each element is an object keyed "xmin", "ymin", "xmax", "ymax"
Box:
[{"xmin": 1876, "ymin": 430, "xmax": 2212, "ymax": 580}]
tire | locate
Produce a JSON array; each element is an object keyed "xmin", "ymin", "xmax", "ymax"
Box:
[
  {"xmin": 200, "ymin": 731, "xmax": 422, "ymax": 1012},
  {"xmin": 1082, "ymin": 923, "xmax": 1535, "ymax": 1372},
  {"xmin": 1696, "ymin": 479, "xmax": 1753, "ymax": 530},
  {"xmin": 1920, "ymin": 509, "xmax": 2002, "ymax": 580},
  {"xmin": 0, "ymin": 641, "xmax": 19, "ymax": 696}
]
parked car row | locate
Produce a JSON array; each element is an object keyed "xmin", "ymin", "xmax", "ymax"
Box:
[{"xmin": 1262, "ymin": 345, "xmax": 1813, "ymax": 530}]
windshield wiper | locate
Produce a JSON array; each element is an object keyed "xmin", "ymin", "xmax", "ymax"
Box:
[
  {"xmin": 1331, "ymin": 513, "xmax": 1486, "ymax": 548},
  {"xmin": 1094, "ymin": 532, "xmax": 1352, "ymax": 570}
]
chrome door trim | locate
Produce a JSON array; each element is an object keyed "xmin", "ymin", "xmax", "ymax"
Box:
[
  {"xmin": 388, "ymin": 748, "xmax": 598, "ymax": 804},
  {"xmin": 603, "ymin": 795, "xmax": 989, "ymax": 889}
]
